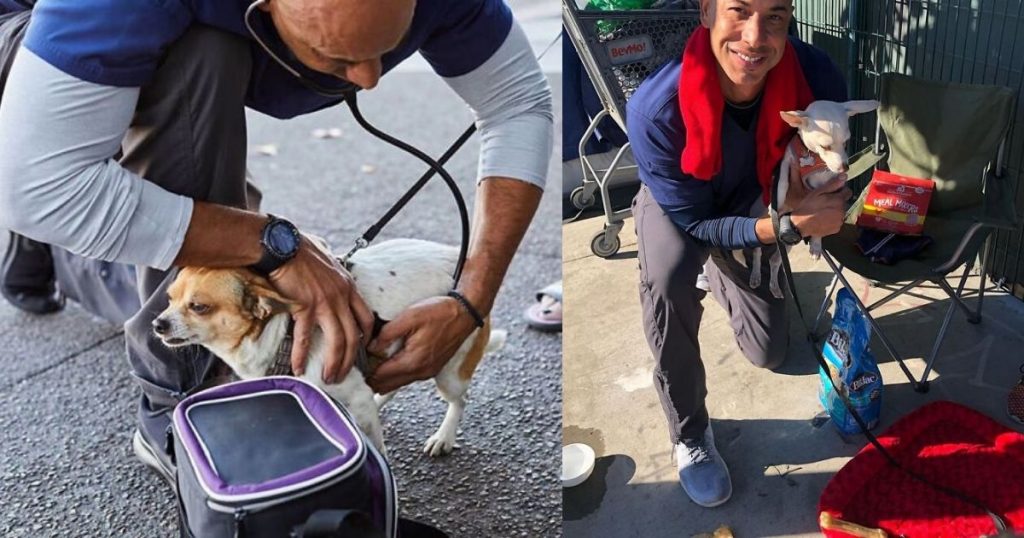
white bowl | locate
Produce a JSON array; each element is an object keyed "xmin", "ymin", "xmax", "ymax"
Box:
[{"xmin": 562, "ymin": 443, "xmax": 596, "ymax": 488}]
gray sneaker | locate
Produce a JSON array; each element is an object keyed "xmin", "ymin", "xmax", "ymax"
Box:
[
  {"xmin": 132, "ymin": 428, "xmax": 176, "ymax": 489},
  {"xmin": 674, "ymin": 424, "xmax": 732, "ymax": 507}
]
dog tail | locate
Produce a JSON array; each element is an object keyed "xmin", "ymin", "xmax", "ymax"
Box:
[{"xmin": 485, "ymin": 329, "xmax": 507, "ymax": 354}]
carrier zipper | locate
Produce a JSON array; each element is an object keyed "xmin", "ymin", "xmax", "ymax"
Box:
[
  {"xmin": 232, "ymin": 509, "xmax": 247, "ymax": 538},
  {"xmin": 368, "ymin": 443, "xmax": 397, "ymax": 538}
]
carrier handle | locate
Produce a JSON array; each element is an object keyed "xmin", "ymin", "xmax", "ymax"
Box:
[{"xmin": 291, "ymin": 510, "xmax": 384, "ymax": 538}]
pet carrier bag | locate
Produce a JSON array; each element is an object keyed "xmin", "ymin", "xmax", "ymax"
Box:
[{"xmin": 171, "ymin": 376, "xmax": 398, "ymax": 538}]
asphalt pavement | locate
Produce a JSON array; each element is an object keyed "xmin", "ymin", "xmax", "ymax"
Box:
[{"xmin": 0, "ymin": 61, "xmax": 563, "ymax": 538}]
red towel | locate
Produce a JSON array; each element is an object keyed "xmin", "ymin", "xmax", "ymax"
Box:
[{"xmin": 678, "ymin": 26, "xmax": 815, "ymax": 205}]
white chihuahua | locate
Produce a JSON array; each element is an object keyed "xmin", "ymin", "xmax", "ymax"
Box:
[{"xmin": 749, "ymin": 99, "xmax": 880, "ymax": 298}]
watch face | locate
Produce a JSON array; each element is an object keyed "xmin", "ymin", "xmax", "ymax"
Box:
[{"xmin": 267, "ymin": 221, "xmax": 299, "ymax": 257}]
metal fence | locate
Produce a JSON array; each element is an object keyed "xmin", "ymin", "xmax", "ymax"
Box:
[{"xmin": 795, "ymin": 0, "xmax": 1024, "ymax": 300}]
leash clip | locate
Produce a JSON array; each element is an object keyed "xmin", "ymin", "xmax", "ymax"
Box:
[{"xmin": 339, "ymin": 237, "xmax": 369, "ymax": 265}]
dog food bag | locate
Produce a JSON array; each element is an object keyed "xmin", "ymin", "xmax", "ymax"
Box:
[
  {"xmin": 856, "ymin": 169, "xmax": 935, "ymax": 235},
  {"xmin": 818, "ymin": 288, "xmax": 883, "ymax": 436}
]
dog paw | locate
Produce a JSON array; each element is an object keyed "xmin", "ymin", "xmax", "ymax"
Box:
[
  {"xmin": 423, "ymin": 432, "xmax": 458, "ymax": 457},
  {"xmin": 749, "ymin": 272, "xmax": 762, "ymax": 289},
  {"xmin": 770, "ymin": 279, "xmax": 784, "ymax": 300},
  {"xmin": 809, "ymin": 240, "xmax": 823, "ymax": 260}
]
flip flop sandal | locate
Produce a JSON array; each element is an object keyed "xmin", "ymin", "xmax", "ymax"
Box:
[{"xmin": 524, "ymin": 281, "xmax": 561, "ymax": 332}]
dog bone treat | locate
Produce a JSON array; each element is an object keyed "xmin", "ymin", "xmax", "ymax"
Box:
[
  {"xmin": 691, "ymin": 525, "xmax": 734, "ymax": 538},
  {"xmin": 819, "ymin": 512, "xmax": 888, "ymax": 538}
]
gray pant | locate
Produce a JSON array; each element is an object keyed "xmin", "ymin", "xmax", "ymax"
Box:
[
  {"xmin": 0, "ymin": 14, "xmax": 255, "ymax": 456},
  {"xmin": 633, "ymin": 185, "xmax": 789, "ymax": 443}
]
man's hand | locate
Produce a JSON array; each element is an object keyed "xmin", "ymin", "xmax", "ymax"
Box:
[
  {"xmin": 789, "ymin": 175, "xmax": 852, "ymax": 238},
  {"xmin": 362, "ymin": 176, "xmax": 541, "ymax": 394},
  {"xmin": 365, "ymin": 296, "xmax": 478, "ymax": 394},
  {"xmin": 269, "ymin": 237, "xmax": 375, "ymax": 383}
]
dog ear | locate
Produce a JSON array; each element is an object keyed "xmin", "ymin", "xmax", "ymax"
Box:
[
  {"xmin": 844, "ymin": 100, "xmax": 880, "ymax": 116},
  {"xmin": 779, "ymin": 110, "xmax": 807, "ymax": 128},
  {"xmin": 244, "ymin": 280, "xmax": 294, "ymax": 320}
]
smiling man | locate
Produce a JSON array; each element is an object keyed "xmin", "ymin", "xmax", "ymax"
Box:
[
  {"xmin": 627, "ymin": 0, "xmax": 848, "ymax": 506},
  {"xmin": 0, "ymin": 0, "xmax": 551, "ymax": 489}
]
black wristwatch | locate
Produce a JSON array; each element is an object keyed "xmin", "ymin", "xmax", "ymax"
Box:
[
  {"xmin": 251, "ymin": 215, "xmax": 301, "ymax": 276},
  {"xmin": 779, "ymin": 213, "xmax": 804, "ymax": 246}
]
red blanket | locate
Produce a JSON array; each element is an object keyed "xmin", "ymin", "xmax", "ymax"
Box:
[
  {"xmin": 819, "ymin": 401, "xmax": 1024, "ymax": 537},
  {"xmin": 678, "ymin": 26, "xmax": 814, "ymax": 205}
]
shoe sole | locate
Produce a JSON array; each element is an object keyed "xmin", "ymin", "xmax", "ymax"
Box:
[{"xmin": 132, "ymin": 429, "xmax": 176, "ymax": 489}]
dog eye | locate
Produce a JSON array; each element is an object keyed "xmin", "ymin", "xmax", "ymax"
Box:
[
  {"xmin": 189, "ymin": 302, "xmax": 210, "ymax": 314},
  {"xmin": 821, "ymin": 144, "xmax": 832, "ymax": 151}
]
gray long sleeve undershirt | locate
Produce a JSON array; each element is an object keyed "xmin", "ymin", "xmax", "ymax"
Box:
[
  {"xmin": 0, "ymin": 48, "xmax": 192, "ymax": 270},
  {"xmin": 0, "ymin": 20, "xmax": 551, "ymax": 271}
]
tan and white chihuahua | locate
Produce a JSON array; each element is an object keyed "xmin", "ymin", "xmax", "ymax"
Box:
[
  {"xmin": 749, "ymin": 99, "xmax": 880, "ymax": 298},
  {"xmin": 152, "ymin": 238, "xmax": 506, "ymax": 457}
]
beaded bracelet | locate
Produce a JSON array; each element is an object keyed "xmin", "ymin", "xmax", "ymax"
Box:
[{"xmin": 447, "ymin": 290, "xmax": 485, "ymax": 328}]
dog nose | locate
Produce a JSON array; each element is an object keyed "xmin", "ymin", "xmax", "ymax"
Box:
[{"xmin": 152, "ymin": 318, "xmax": 170, "ymax": 335}]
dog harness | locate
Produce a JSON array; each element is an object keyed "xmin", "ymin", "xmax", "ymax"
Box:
[
  {"xmin": 789, "ymin": 137, "xmax": 831, "ymax": 182},
  {"xmin": 266, "ymin": 315, "xmax": 387, "ymax": 378}
]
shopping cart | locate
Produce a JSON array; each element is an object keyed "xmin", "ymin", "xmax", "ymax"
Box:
[{"xmin": 562, "ymin": 1, "xmax": 701, "ymax": 257}]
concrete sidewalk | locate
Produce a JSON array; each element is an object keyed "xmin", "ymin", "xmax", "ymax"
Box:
[{"xmin": 563, "ymin": 212, "xmax": 1024, "ymax": 537}]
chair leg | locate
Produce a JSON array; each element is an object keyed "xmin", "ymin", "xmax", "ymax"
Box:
[
  {"xmin": 972, "ymin": 238, "xmax": 991, "ymax": 324},
  {"xmin": 812, "ymin": 264, "xmax": 842, "ymax": 340},
  {"xmin": 821, "ymin": 252, "xmax": 925, "ymax": 391},
  {"xmin": 918, "ymin": 297, "xmax": 958, "ymax": 386},
  {"xmin": 939, "ymin": 263, "xmax": 980, "ymax": 323},
  {"xmin": 920, "ymin": 265, "xmax": 977, "ymax": 384}
]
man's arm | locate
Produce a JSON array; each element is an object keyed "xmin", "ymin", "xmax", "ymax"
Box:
[
  {"xmin": 627, "ymin": 97, "xmax": 767, "ymax": 251},
  {"xmin": 0, "ymin": 47, "xmax": 374, "ymax": 383},
  {"xmin": 367, "ymin": 17, "xmax": 552, "ymax": 393}
]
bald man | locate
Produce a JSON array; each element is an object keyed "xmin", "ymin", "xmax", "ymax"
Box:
[{"xmin": 0, "ymin": 0, "xmax": 552, "ymax": 486}]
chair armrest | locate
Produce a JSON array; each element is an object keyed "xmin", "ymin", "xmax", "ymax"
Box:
[
  {"xmin": 932, "ymin": 171, "xmax": 1017, "ymax": 274},
  {"xmin": 846, "ymin": 146, "xmax": 886, "ymax": 185},
  {"xmin": 980, "ymin": 170, "xmax": 1020, "ymax": 230},
  {"xmin": 974, "ymin": 214, "xmax": 1017, "ymax": 230},
  {"xmin": 934, "ymin": 222, "xmax": 988, "ymax": 274}
]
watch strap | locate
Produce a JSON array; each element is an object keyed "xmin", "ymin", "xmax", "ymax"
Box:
[{"xmin": 779, "ymin": 213, "xmax": 803, "ymax": 245}]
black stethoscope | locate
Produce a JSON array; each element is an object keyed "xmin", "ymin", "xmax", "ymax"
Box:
[{"xmin": 244, "ymin": 0, "xmax": 473, "ymax": 285}]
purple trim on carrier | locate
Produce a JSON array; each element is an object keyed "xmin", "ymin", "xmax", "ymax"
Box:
[{"xmin": 172, "ymin": 377, "xmax": 365, "ymax": 500}]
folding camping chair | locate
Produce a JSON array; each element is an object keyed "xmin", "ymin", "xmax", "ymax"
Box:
[
  {"xmin": 813, "ymin": 73, "xmax": 1019, "ymax": 393},
  {"xmin": 562, "ymin": 2, "xmax": 700, "ymax": 257}
]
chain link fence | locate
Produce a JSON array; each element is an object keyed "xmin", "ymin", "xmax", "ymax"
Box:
[{"xmin": 795, "ymin": 0, "xmax": 1024, "ymax": 300}]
